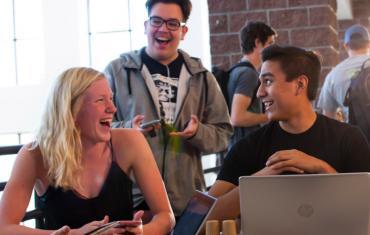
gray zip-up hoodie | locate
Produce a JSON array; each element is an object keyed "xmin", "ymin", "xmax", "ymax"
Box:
[{"xmin": 105, "ymin": 48, "xmax": 233, "ymax": 215}]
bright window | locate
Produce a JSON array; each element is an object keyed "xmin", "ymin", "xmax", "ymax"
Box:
[
  {"xmin": 0, "ymin": 0, "xmax": 44, "ymax": 87},
  {"xmin": 87, "ymin": 0, "xmax": 147, "ymax": 70}
]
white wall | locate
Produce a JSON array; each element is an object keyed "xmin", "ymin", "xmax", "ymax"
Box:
[
  {"xmin": 0, "ymin": 0, "xmax": 87, "ymax": 135},
  {"xmin": 180, "ymin": 0, "xmax": 211, "ymax": 70}
]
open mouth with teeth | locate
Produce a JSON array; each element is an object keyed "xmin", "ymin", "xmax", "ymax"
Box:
[
  {"xmin": 155, "ymin": 36, "xmax": 171, "ymax": 45},
  {"xmin": 99, "ymin": 119, "xmax": 112, "ymax": 128},
  {"xmin": 263, "ymin": 101, "xmax": 273, "ymax": 111}
]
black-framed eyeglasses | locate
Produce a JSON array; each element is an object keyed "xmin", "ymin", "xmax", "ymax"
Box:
[{"xmin": 148, "ymin": 16, "xmax": 186, "ymax": 31}]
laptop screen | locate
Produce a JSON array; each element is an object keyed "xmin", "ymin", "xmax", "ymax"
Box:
[
  {"xmin": 239, "ymin": 173, "xmax": 370, "ymax": 235},
  {"xmin": 172, "ymin": 190, "xmax": 216, "ymax": 235}
]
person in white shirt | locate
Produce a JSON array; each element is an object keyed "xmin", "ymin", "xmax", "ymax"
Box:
[{"xmin": 317, "ymin": 24, "xmax": 370, "ymax": 122}]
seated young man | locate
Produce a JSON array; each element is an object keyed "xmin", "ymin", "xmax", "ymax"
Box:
[{"xmin": 207, "ymin": 45, "xmax": 370, "ymax": 221}]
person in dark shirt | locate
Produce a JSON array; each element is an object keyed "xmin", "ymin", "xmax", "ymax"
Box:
[
  {"xmin": 228, "ymin": 21, "xmax": 276, "ymax": 147},
  {"xmin": 0, "ymin": 67, "xmax": 175, "ymax": 234},
  {"xmin": 206, "ymin": 45, "xmax": 370, "ymax": 221}
]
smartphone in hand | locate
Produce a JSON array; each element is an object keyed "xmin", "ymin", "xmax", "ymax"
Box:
[
  {"xmin": 85, "ymin": 220, "xmax": 142, "ymax": 235},
  {"xmin": 139, "ymin": 119, "xmax": 161, "ymax": 129},
  {"xmin": 116, "ymin": 220, "xmax": 142, "ymax": 228}
]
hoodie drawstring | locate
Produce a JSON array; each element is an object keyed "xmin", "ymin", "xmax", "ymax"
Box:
[{"xmin": 126, "ymin": 68, "xmax": 132, "ymax": 95}]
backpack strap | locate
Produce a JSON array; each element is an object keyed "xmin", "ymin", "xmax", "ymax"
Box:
[
  {"xmin": 229, "ymin": 61, "xmax": 260, "ymax": 108},
  {"xmin": 344, "ymin": 58, "xmax": 370, "ymax": 106},
  {"xmin": 360, "ymin": 58, "xmax": 370, "ymax": 70},
  {"xmin": 229, "ymin": 61, "xmax": 255, "ymax": 73}
]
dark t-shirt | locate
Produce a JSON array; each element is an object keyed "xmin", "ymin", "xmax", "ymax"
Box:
[
  {"xmin": 218, "ymin": 114, "xmax": 370, "ymax": 186},
  {"xmin": 36, "ymin": 161, "xmax": 133, "ymax": 229},
  {"xmin": 227, "ymin": 63, "xmax": 262, "ymax": 146}
]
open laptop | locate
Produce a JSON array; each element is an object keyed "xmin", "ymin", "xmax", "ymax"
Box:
[
  {"xmin": 171, "ymin": 190, "xmax": 217, "ymax": 235},
  {"xmin": 239, "ymin": 173, "xmax": 370, "ymax": 235}
]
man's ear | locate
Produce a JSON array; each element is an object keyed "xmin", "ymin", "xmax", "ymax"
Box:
[
  {"xmin": 181, "ymin": 25, "xmax": 188, "ymax": 40},
  {"xmin": 255, "ymin": 39, "xmax": 266, "ymax": 54},
  {"xmin": 255, "ymin": 38, "xmax": 262, "ymax": 48},
  {"xmin": 295, "ymin": 75, "xmax": 308, "ymax": 96}
]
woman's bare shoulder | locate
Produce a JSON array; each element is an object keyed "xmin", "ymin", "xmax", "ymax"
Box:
[
  {"xmin": 110, "ymin": 129, "xmax": 149, "ymax": 165},
  {"xmin": 17, "ymin": 143, "xmax": 47, "ymax": 174},
  {"xmin": 111, "ymin": 128, "xmax": 145, "ymax": 143},
  {"xmin": 18, "ymin": 143, "xmax": 42, "ymax": 160}
]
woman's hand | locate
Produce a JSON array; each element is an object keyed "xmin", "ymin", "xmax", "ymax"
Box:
[
  {"xmin": 51, "ymin": 226, "xmax": 70, "ymax": 235},
  {"xmin": 69, "ymin": 215, "xmax": 127, "ymax": 235},
  {"xmin": 68, "ymin": 212, "xmax": 143, "ymax": 235},
  {"xmin": 122, "ymin": 210, "xmax": 144, "ymax": 235},
  {"xmin": 73, "ymin": 216, "xmax": 109, "ymax": 234}
]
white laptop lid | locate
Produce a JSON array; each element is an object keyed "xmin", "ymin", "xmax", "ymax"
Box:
[
  {"xmin": 172, "ymin": 190, "xmax": 217, "ymax": 235},
  {"xmin": 239, "ymin": 173, "xmax": 370, "ymax": 235}
]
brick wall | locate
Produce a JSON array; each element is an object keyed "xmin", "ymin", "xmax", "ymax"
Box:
[{"xmin": 208, "ymin": 0, "xmax": 339, "ymax": 86}]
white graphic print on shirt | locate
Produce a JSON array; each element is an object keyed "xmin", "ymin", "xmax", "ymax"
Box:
[{"xmin": 152, "ymin": 73, "xmax": 179, "ymax": 124}]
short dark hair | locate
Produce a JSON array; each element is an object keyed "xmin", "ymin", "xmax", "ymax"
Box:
[
  {"xmin": 145, "ymin": 0, "xmax": 192, "ymax": 22},
  {"xmin": 240, "ymin": 21, "xmax": 276, "ymax": 54},
  {"xmin": 262, "ymin": 45, "xmax": 322, "ymax": 101},
  {"xmin": 346, "ymin": 34, "xmax": 370, "ymax": 50}
]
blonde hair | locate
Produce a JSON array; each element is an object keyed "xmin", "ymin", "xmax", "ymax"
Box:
[{"xmin": 34, "ymin": 67, "xmax": 104, "ymax": 189}]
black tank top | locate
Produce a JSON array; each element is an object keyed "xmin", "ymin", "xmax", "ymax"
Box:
[{"xmin": 35, "ymin": 161, "xmax": 133, "ymax": 229}]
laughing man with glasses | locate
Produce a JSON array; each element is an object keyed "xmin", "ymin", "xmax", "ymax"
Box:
[{"xmin": 105, "ymin": 0, "xmax": 233, "ymax": 220}]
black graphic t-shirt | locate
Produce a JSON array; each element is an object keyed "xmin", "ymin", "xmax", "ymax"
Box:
[{"xmin": 141, "ymin": 50, "xmax": 184, "ymax": 124}]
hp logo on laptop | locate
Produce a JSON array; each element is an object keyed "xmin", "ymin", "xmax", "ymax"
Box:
[{"xmin": 297, "ymin": 204, "xmax": 314, "ymax": 218}]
